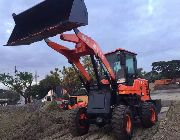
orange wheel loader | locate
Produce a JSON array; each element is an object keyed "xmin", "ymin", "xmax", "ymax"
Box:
[{"xmin": 6, "ymin": 0, "xmax": 161, "ymax": 139}]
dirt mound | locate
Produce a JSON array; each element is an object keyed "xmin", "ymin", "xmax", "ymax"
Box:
[
  {"xmin": 133, "ymin": 101, "xmax": 180, "ymax": 140},
  {"xmin": 152, "ymin": 101, "xmax": 180, "ymax": 140},
  {"xmin": 0, "ymin": 102, "xmax": 69, "ymax": 140},
  {"xmin": 0, "ymin": 101, "xmax": 180, "ymax": 140}
]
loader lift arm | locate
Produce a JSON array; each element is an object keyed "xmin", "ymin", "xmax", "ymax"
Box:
[{"xmin": 45, "ymin": 29, "xmax": 116, "ymax": 86}]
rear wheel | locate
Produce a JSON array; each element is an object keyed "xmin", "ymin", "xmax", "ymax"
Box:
[
  {"xmin": 69, "ymin": 107, "xmax": 89, "ymax": 136},
  {"xmin": 112, "ymin": 105, "xmax": 133, "ymax": 140},
  {"xmin": 141, "ymin": 102, "xmax": 158, "ymax": 128}
]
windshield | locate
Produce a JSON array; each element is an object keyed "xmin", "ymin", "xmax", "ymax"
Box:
[
  {"xmin": 126, "ymin": 54, "xmax": 135, "ymax": 74},
  {"xmin": 105, "ymin": 52, "xmax": 123, "ymax": 80}
]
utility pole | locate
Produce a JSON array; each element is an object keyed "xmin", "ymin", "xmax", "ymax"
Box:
[
  {"xmin": 34, "ymin": 71, "xmax": 39, "ymax": 85},
  {"xmin": 15, "ymin": 66, "xmax": 18, "ymax": 74}
]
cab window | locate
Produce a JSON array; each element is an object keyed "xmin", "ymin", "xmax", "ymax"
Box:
[
  {"xmin": 105, "ymin": 52, "xmax": 123, "ymax": 79},
  {"xmin": 126, "ymin": 54, "xmax": 135, "ymax": 74}
]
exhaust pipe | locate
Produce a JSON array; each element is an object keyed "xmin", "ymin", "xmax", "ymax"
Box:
[{"xmin": 6, "ymin": 0, "xmax": 88, "ymax": 46}]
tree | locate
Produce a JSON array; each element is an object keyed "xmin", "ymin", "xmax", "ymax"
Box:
[
  {"xmin": 60, "ymin": 66, "xmax": 81, "ymax": 93},
  {"xmin": 144, "ymin": 71, "xmax": 162, "ymax": 83},
  {"xmin": 137, "ymin": 68, "xmax": 147, "ymax": 78},
  {"xmin": 30, "ymin": 56, "xmax": 96, "ymax": 99},
  {"xmin": 82, "ymin": 56, "xmax": 96, "ymax": 80},
  {"xmin": 0, "ymin": 71, "xmax": 33, "ymax": 104},
  {"xmin": 152, "ymin": 60, "xmax": 180, "ymax": 79},
  {"xmin": 29, "ymin": 84, "xmax": 43, "ymax": 99},
  {"xmin": 29, "ymin": 68, "xmax": 62, "ymax": 99},
  {"xmin": 42, "ymin": 68, "xmax": 61, "ymax": 90},
  {"xmin": 60, "ymin": 56, "xmax": 97, "ymax": 94}
]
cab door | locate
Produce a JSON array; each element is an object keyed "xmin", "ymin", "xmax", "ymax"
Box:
[{"xmin": 125, "ymin": 53, "xmax": 137, "ymax": 85}]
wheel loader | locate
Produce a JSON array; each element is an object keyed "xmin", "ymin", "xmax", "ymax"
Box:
[
  {"xmin": 6, "ymin": 0, "xmax": 161, "ymax": 139},
  {"xmin": 67, "ymin": 95, "xmax": 88, "ymax": 110},
  {"xmin": 55, "ymin": 86, "xmax": 88, "ymax": 110},
  {"xmin": 54, "ymin": 95, "xmax": 88, "ymax": 110}
]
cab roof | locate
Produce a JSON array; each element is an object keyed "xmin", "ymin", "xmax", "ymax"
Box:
[{"xmin": 105, "ymin": 48, "xmax": 137, "ymax": 56}]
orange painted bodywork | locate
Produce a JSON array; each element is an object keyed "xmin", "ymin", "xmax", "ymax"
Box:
[
  {"xmin": 47, "ymin": 41, "xmax": 92, "ymax": 82},
  {"xmin": 118, "ymin": 79, "xmax": 150, "ymax": 101},
  {"xmin": 154, "ymin": 79, "xmax": 172, "ymax": 86}
]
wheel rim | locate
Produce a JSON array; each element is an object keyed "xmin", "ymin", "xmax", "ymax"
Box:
[
  {"xmin": 150, "ymin": 108, "xmax": 156, "ymax": 123},
  {"xmin": 126, "ymin": 114, "xmax": 132, "ymax": 134},
  {"xmin": 79, "ymin": 113, "xmax": 87, "ymax": 120},
  {"xmin": 79, "ymin": 113, "xmax": 88, "ymax": 128}
]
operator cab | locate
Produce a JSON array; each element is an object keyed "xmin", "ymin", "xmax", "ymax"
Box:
[{"xmin": 105, "ymin": 48, "xmax": 137, "ymax": 86}]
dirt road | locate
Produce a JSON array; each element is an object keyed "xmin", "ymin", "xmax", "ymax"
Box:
[
  {"xmin": 0, "ymin": 90, "xmax": 180, "ymax": 140},
  {"xmin": 151, "ymin": 89, "xmax": 180, "ymax": 101}
]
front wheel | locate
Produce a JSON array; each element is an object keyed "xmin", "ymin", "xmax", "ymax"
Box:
[
  {"xmin": 69, "ymin": 107, "xmax": 89, "ymax": 136},
  {"xmin": 141, "ymin": 102, "xmax": 158, "ymax": 128},
  {"xmin": 112, "ymin": 105, "xmax": 133, "ymax": 140}
]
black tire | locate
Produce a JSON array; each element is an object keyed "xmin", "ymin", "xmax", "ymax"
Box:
[
  {"xmin": 141, "ymin": 102, "xmax": 158, "ymax": 128},
  {"xmin": 112, "ymin": 105, "xmax": 133, "ymax": 140},
  {"xmin": 63, "ymin": 103, "xmax": 69, "ymax": 110},
  {"xmin": 69, "ymin": 107, "xmax": 89, "ymax": 136}
]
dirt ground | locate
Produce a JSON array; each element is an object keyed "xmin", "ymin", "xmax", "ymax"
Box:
[
  {"xmin": 151, "ymin": 89, "xmax": 180, "ymax": 101},
  {"xmin": 0, "ymin": 90, "xmax": 180, "ymax": 140}
]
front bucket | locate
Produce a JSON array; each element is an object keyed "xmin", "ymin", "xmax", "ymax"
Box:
[{"xmin": 6, "ymin": 0, "xmax": 88, "ymax": 46}]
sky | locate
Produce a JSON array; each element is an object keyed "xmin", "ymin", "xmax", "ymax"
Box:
[{"xmin": 0, "ymin": 0, "xmax": 180, "ymax": 81}]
